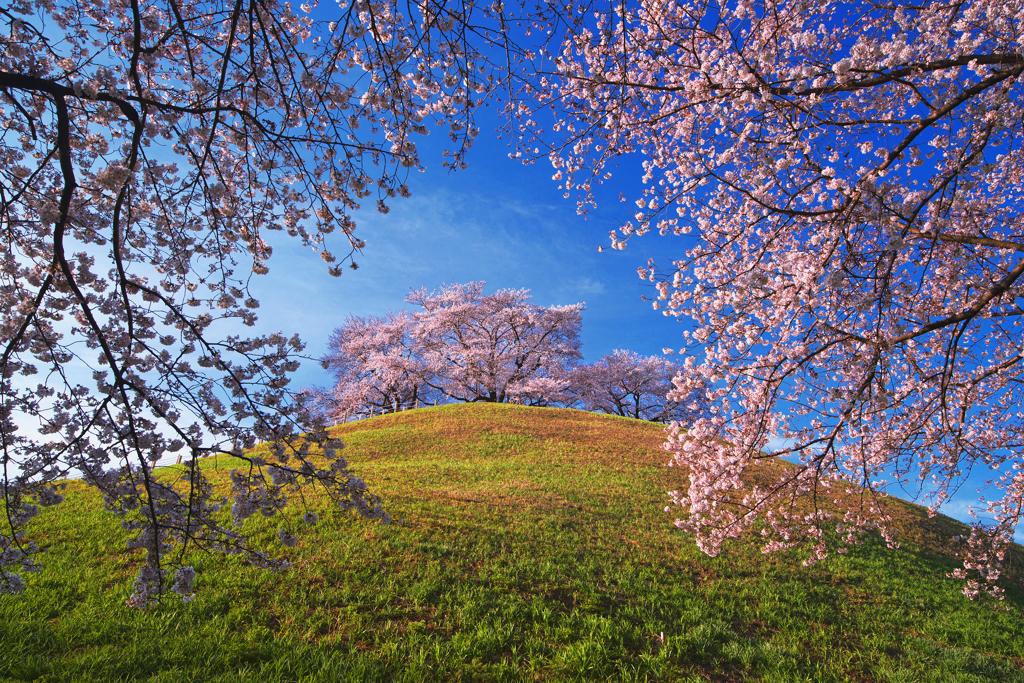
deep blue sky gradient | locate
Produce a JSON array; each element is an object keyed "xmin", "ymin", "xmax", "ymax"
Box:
[
  {"xmin": 243, "ymin": 103, "xmax": 1021, "ymax": 542},
  {"xmin": 251, "ymin": 109, "xmax": 697, "ymax": 389}
]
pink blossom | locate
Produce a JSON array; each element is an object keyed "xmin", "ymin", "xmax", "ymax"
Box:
[{"xmin": 505, "ymin": 0, "xmax": 1024, "ymax": 598}]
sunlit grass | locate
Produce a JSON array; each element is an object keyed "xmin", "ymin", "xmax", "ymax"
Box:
[{"xmin": 2, "ymin": 404, "xmax": 1022, "ymax": 682}]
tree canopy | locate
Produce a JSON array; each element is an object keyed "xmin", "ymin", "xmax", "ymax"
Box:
[
  {"xmin": 321, "ymin": 284, "xmax": 719, "ymax": 424},
  {"xmin": 568, "ymin": 350, "xmax": 710, "ymax": 424},
  {"xmin": 321, "ymin": 310, "xmax": 437, "ymax": 420},
  {"xmin": 0, "ymin": 0, "xmax": 495, "ymax": 602},
  {"xmin": 407, "ymin": 282, "xmax": 585, "ymax": 404},
  {"xmin": 322, "ymin": 282, "xmax": 584, "ymax": 414},
  {"xmin": 510, "ymin": 0, "xmax": 1024, "ymax": 599}
]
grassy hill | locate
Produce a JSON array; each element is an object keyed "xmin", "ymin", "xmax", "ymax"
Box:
[{"xmin": 1, "ymin": 403, "xmax": 1022, "ymax": 682}]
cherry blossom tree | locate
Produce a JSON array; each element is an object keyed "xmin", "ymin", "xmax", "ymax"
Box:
[
  {"xmin": 0, "ymin": 0, "xmax": 520, "ymax": 605},
  {"xmin": 570, "ymin": 350, "xmax": 709, "ymax": 424},
  {"xmin": 509, "ymin": 0, "xmax": 1024, "ymax": 598},
  {"xmin": 406, "ymin": 282, "xmax": 584, "ymax": 404},
  {"xmin": 320, "ymin": 311, "xmax": 438, "ymax": 420}
]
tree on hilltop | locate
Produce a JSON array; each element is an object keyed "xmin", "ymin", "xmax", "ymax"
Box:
[
  {"xmin": 322, "ymin": 295, "xmax": 713, "ymax": 423},
  {"xmin": 570, "ymin": 350, "xmax": 710, "ymax": 424},
  {"xmin": 324, "ymin": 282, "xmax": 584, "ymax": 410},
  {"xmin": 408, "ymin": 282, "xmax": 584, "ymax": 404},
  {"xmin": 321, "ymin": 311, "xmax": 439, "ymax": 420}
]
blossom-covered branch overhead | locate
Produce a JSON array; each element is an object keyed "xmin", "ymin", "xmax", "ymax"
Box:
[{"xmin": 508, "ymin": 0, "xmax": 1024, "ymax": 599}]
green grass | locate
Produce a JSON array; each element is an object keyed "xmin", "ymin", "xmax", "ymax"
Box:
[{"xmin": 2, "ymin": 404, "xmax": 1022, "ymax": 682}]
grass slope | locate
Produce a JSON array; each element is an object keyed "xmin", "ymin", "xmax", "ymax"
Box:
[{"xmin": 2, "ymin": 403, "xmax": 1022, "ymax": 682}]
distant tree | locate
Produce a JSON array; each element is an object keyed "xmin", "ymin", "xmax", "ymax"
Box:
[
  {"xmin": 571, "ymin": 350, "xmax": 709, "ymax": 424},
  {"xmin": 406, "ymin": 282, "xmax": 584, "ymax": 404},
  {"xmin": 321, "ymin": 312, "xmax": 439, "ymax": 420}
]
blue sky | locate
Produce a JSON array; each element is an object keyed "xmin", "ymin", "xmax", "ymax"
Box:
[
  {"xmin": 249, "ymin": 117, "xmax": 693, "ymax": 392},
  {"xmin": 231, "ymin": 105, "xmax": 1023, "ymax": 542}
]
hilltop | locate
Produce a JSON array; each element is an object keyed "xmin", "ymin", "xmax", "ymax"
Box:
[{"xmin": 1, "ymin": 403, "xmax": 1022, "ymax": 682}]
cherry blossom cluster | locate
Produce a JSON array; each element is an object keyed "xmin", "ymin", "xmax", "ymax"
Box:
[
  {"xmin": 0, "ymin": 0, "xmax": 511, "ymax": 604},
  {"xmin": 319, "ymin": 282, "xmax": 585, "ymax": 417},
  {"xmin": 508, "ymin": 0, "xmax": 1024, "ymax": 597},
  {"xmin": 567, "ymin": 349, "xmax": 712, "ymax": 424},
  {"xmin": 948, "ymin": 521, "xmax": 1014, "ymax": 600}
]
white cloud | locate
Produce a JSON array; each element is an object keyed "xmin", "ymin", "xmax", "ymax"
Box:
[{"xmin": 572, "ymin": 276, "xmax": 607, "ymax": 296}]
